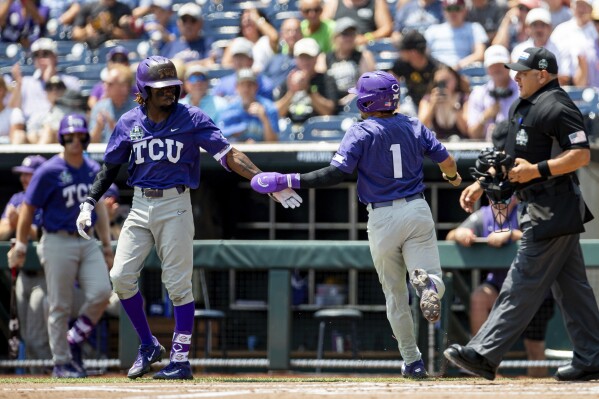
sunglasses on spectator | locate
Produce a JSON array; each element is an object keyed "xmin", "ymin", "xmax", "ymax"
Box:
[
  {"xmin": 181, "ymin": 16, "xmax": 198, "ymax": 23},
  {"xmin": 301, "ymin": 7, "xmax": 322, "ymax": 14},
  {"xmin": 34, "ymin": 50, "xmax": 54, "ymax": 58},
  {"xmin": 444, "ymin": 5, "xmax": 463, "ymax": 11},
  {"xmin": 45, "ymin": 84, "xmax": 66, "ymax": 91},
  {"xmin": 187, "ymin": 74, "xmax": 207, "ymax": 83},
  {"xmin": 62, "ymin": 134, "xmax": 89, "ymax": 144},
  {"xmin": 110, "ymin": 54, "xmax": 129, "ymax": 63},
  {"xmin": 340, "ymin": 29, "xmax": 357, "ymax": 37},
  {"xmin": 517, "ymin": 4, "xmax": 530, "ymax": 11}
]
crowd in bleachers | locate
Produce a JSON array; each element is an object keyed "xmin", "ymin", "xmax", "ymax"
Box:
[{"xmin": 0, "ymin": 0, "xmax": 598, "ymax": 144}]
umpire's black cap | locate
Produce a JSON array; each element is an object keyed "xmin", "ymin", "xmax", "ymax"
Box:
[{"xmin": 505, "ymin": 47, "xmax": 558, "ymax": 74}]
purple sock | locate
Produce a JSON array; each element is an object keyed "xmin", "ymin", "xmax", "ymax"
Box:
[
  {"xmin": 120, "ymin": 291, "xmax": 154, "ymax": 346},
  {"xmin": 171, "ymin": 301, "xmax": 194, "ymax": 362}
]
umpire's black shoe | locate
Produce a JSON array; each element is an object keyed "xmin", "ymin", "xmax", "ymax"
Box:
[
  {"xmin": 443, "ymin": 344, "xmax": 497, "ymax": 380},
  {"xmin": 555, "ymin": 365, "xmax": 599, "ymax": 381}
]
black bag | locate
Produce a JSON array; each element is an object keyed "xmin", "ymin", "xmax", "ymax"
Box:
[{"xmin": 522, "ymin": 176, "xmax": 594, "ymax": 241}]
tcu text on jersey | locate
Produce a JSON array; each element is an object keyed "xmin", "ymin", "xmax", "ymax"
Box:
[
  {"xmin": 63, "ymin": 184, "xmax": 92, "ymax": 208},
  {"xmin": 132, "ymin": 138, "xmax": 184, "ymax": 164}
]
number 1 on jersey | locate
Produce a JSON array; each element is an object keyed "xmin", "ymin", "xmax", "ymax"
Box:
[{"xmin": 390, "ymin": 144, "xmax": 402, "ymax": 178}]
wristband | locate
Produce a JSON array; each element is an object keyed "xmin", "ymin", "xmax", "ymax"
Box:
[
  {"xmin": 14, "ymin": 241, "xmax": 27, "ymax": 253},
  {"xmin": 445, "ymin": 173, "xmax": 458, "ymax": 181},
  {"xmin": 364, "ymin": 32, "xmax": 374, "ymax": 41},
  {"xmin": 537, "ymin": 160, "xmax": 551, "ymax": 177}
]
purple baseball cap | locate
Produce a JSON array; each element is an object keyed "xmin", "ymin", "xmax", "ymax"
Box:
[
  {"xmin": 12, "ymin": 155, "xmax": 47, "ymax": 174},
  {"xmin": 107, "ymin": 46, "xmax": 129, "ymax": 63}
]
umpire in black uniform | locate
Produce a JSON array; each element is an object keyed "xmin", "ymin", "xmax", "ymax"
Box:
[{"xmin": 444, "ymin": 47, "xmax": 599, "ymax": 381}]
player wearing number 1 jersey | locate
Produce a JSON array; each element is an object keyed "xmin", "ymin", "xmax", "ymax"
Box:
[{"xmin": 251, "ymin": 71, "xmax": 461, "ymax": 378}]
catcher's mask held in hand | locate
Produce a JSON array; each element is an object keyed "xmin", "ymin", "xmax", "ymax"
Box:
[{"xmin": 470, "ymin": 148, "xmax": 515, "ymax": 232}]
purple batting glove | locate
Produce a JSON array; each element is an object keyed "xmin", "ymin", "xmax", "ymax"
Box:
[{"xmin": 251, "ymin": 172, "xmax": 300, "ymax": 194}]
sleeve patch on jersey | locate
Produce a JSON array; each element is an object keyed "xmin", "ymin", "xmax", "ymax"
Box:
[
  {"xmin": 332, "ymin": 153, "xmax": 345, "ymax": 163},
  {"xmin": 568, "ymin": 131, "xmax": 587, "ymax": 144}
]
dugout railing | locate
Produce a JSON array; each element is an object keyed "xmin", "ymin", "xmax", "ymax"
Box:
[{"xmin": 2, "ymin": 240, "xmax": 599, "ymax": 375}]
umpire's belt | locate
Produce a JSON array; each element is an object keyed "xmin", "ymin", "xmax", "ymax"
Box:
[
  {"xmin": 370, "ymin": 193, "xmax": 424, "ymax": 209},
  {"xmin": 139, "ymin": 185, "xmax": 187, "ymax": 198},
  {"xmin": 516, "ymin": 175, "xmax": 575, "ymax": 202}
]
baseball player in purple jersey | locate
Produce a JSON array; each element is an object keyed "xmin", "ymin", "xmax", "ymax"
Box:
[
  {"xmin": 8, "ymin": 114, "xmax": 114, "ymax": 378},
  {"xmin": 251, "ymin": 71, "xmax": 462, "ymax": 378},
  {"xmin": 75, "ymin": 56, "xmax": 302, "ymax": 380}
]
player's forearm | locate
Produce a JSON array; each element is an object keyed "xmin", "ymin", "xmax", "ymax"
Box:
[
  {"xmin": 15, "ymin": 204, "xmax": 35, "ymax": 245},
  {"xmin": 0, "ymin": 219, "xmax": 13, "ymax": 241},
  {"xmin": 226, "ymin": 148, "xmax": 262, "ymax": 180},
  {"xmin": 299, "ymin": 165, "xmax": 349, "ymax": 189},
  {"xmin": 93, "ymin": 201, "xmax": 112, "ymax": 247},
  {"xmin": 438, "ymin": 155, "xmax": 458, "ymax": 178},
  {"xmin": 86, "ymin": 163, "xmax": 121, "ymax": 205}
]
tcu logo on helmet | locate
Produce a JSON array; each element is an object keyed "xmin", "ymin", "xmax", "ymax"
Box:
[
  {"xmin": 132, "ymin": 138, "xmax": 184, "ymax": 164},
  {"xmin": 152, "ymin": 65, "xmax": 177, "ymax": 80},
  {"xmin": 63, "ymin": 183, "xmax": 92, "ymax": 208}
]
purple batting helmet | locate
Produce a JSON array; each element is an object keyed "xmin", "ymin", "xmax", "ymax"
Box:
[
  {"xmin": 58, "ymin": 113, "xmax": 90, "ymax": 147},
  {"xmin": 348, "ymin": 71, "xmax": 400, "ymax": 113},
  {"xmin": 136, "ymin": 56, "xmax": 183, "ymax": 101}
]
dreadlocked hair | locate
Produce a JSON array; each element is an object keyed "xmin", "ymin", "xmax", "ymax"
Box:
[{"xmin": 134, "ymin": 92, "xmax": 146, "ymax": 106}]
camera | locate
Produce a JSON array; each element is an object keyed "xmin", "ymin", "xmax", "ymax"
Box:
[{"xmin": 489, "ymin": 87, "xmax": 513, "ymax": 99}]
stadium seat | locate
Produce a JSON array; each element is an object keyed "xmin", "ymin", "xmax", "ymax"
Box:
[
  {"xmin": 367, "ymin": 39, "xmax": 399, "ymax": 71},
  {"xmin": 286, "ymin": 115, "xmax": 357, "ymax": 142},
  {"xmin": 460, "ymin": 63, "xmax": 489, "ymax": 86},
  {"xmin": 563, "ymin": 86, "xmax": 599, "ymax": 116},
  {"xmin": 193, "ymin": 269, "xmax": 227, "ymax": 358},
  {"xmin": 65, "ymin": 64, "xmax": 106, "ymax": 81}
]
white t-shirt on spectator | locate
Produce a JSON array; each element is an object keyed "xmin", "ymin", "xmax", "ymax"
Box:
[
  {"xmin": 19, "ymin": 70, "xmax": 80, "ymax": 120},
  {"xmin": 0, "ymin": 106, "xmax": 24, "ymax": 143},
  {"xmin": 251, "ymin": 35, "xmax": 275, "ymax": 74},
  {"xmin": 424, "ymin": 21, "xmax": 488, "ymax": 68},
  {"xmin": 550, "ymin": 19, "xmax": 597, "ymax": 79}
]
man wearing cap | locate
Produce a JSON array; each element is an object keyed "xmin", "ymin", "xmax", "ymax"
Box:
[
  {"xmin": 324, "ymin": 17, "xmax": 376, "ymax": 112},
  {"xmin": 465, "ymin": 44, "xmax": 519, "ymax": 140},
  {"xmin": 0, "ymin": 156, "xmax": 51, "ymax": 367},
  {"xmin": 88, "ymin": 45, "xmax": 132, "ymax": 109},
  {"xmin": 72, "ymin": 0, "xmax": 133, "ymax": 46},
  {"xmin": 510, "ymin": 8, "xmax": 571, "ymax": 85},
  {"xmin": 179, "ymin": 65, "xmax": 227, "ymax": 123},
  {"xmin": 445, "ymin": 47, "xmax": 599, "ymax": 382},
  {"xmin": 8, "ymin": 38, "xmax": 80, "ymax": 121},
  {"xmin": 391, "ymin": 30, "xmax": 440, "ymax": 114},
  {"xmin": 159, "ymin": 2, "xmax": 211, "ymax": 62},
  {"xmin": 219, "ymin": 68, "xmax": 280, "ymax": 143},
  {"xmin": 89, "ymin": 64, "xmax": 137, "ymax": 143},
  {"xmin": 276, "ymin": 37, "xmax": 338, "ymax": 124},
  {"xmin": 212, "ymin": 37, "xmax": 275, "ymax": 101},
  {"xmin": 424, "ymin": 0, "xmax": 487, "ymax": 69}
]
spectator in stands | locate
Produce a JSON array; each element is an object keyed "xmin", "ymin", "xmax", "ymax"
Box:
[
  {"xmin": 424, "ymin": 0, "xmax": 487, "ymax": 70},
  {"xmin": 390, "ymin": 30, "xmax": 440, "ymax": 116},
  {"xmin": 89, "ymin": 64, "xmax": 137, "ymax": 143},
  {"xmin": 550, "ymin": 0, "xmax": 598, "ymax": 86},
  {"xmin": 546, "ymin": 0, "xmax": 573, "ymax": 27},
  {"xmin": 141, "ymin": 0, "xmax": 175, "ymax": 50},
  {"xmin": 320, "ymin": 17, "xmax": 376, "ymax": 112},
  {"xmin": 510, "ymin": 8, "xmax": 571, "ymax": 85},
  {"xmin": 391, "ymin": 0, "xmax": 444, "ymax": 43},
  {"xmin": 218, "ymin": 69, "xmax": 280, "ymax": 143},
  {"xmin": 0, "ymin": 0, "xmax": 49, "ymax": 47},
  {"xmin": 467, "ymin": 0, "xmax": 506, "ymax": 42},
  {"xmin": 159, "ymin": 2, "xmax": 211, "ymax": 63},
  {"xmin": 492, "ymin": 0, "xmax": 539, "ymax": 50},
  {"xmin": 220, "ymin": 9, "xmax": 278, "ymax": 74},
  {"xmin": 322, "ymin": 0, "xmax": 394, "ymax": 46},
  {"xmin": 299, "ymin": 0, "xmax": 335, "ymax": 54},
  {"xmin": 212, "ymin": 37, "xmax": 275, "ymax": 101},
  {"xmin": 465, "ymin": 45, "xmax": 518, "ymax": 140},
  {"xmin": 71, "ymin": 0, "xmax": 133, "ymax": 47},
  {"xmin": 275, "ymin": 38, "xmax": 338, "ymax": 125},
  {"xmin": 578, "ymin": 3, "xmax": 599, "ymax": 87},
  {"xmin": 0, "ymin": 78, "xmax": 25, "ymax": 144},
  {"xmin": 418, "ymin": 64, "xmax": 469, "ymax": 140},
  {"xmin": 179, "ymin": 65, "xmax": 227, "ymax": 123},
  {"xmin": 7, "ymin": 38, "xmax": 80, "ymax": 122},
  {"xmin": 447, "ymin": 197, "xmax": 555, "ymax": 377},
  {"xmin": 88, "ymin": 45, "xmax": 132, "ymax": 109},
  {"xmin": 25, "ymin": 76, "xmax": 68, "ymax": 144},
  {"xmin": 263, "ymin": 18, "xmax": 303, "ymax": 92}
]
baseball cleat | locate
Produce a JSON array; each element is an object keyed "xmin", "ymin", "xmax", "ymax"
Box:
[
  {"xmin": 401, "ymin": 359, "xmax": 429, "ymax": 379},
  {"xmin": 410, "ymin": 269, "xmax": 441, "ymax": 323},
  {"xmin": 52, "ymin": 362, "xmax": 87, "ymax": 378},
  {"xmin": 127, "ymin": 336, "xmax": 166, "ymax": 379},
  {"xmin": 153, "ymin": 361, "xmax": 193, "ymax": 380},
  {"xmin": 69, "ymin": 342, "xmax": 87, "ymax": 376}
]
